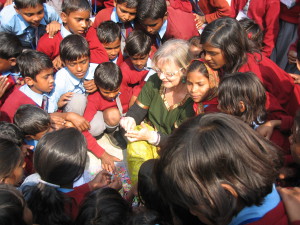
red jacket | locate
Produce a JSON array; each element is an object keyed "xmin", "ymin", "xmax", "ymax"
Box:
[
  {"xmin": 231, "ymin": 0, "xmax": 280, "ymax": 57},
  {"xmin": 167, "ymin": 0, "xmax": 232, "ymax": 23},
  {"xmin": 120, "ymin": 58, "xmax": 149, "ymax": 97},
  {"xmin": 37, "ymin": 27, "xmax": 109, "ymax": 64},
  {"xmin": 83, "ymin": 86, "xmax": 131, "ymax": 158}
]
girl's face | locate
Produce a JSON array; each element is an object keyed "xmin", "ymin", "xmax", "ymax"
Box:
[
  {"xmin": 155, "ymin": 61, "xmax": 184, "ymax": 88},
  {"xmin": 2, "ymin": 161, "xmax": 25, "ymax": 186},
  {"xmin": 187, "ymin": 71, "xmax": 210, "ymax": 103},
  {"xmin": 202, "ymin": 42, "xmax": 226, "ymax": 70}
]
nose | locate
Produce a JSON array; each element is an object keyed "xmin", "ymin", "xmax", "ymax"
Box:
[
  {"xmin": 123, "ymin": 13, "xmax": 130, "ymax": 21},
  {"xmin": 81, "ymin": 20, "xmax": 88, "ymax": 29},
  {"xmin": 204, "ymin": 53, "xmax": 211, "ymax": 61},
  {"xmin": 146, "ymin": 26, "xmax": 153, "ymax": 34},
  {"xmin": 76, "ymin": 64, "xmax": 83, "ymax": 72},
  {"xmin": 49, "ymin": 75, "xmax": 54, "ymax": 83}
]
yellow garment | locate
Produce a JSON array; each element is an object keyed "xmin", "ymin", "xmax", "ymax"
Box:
[{"xmin": 126, "ymin": 124, "xmax": 159, "ymax": 185}]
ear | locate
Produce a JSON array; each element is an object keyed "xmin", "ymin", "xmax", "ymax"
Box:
[
  {"xmin": 24, "ymin": 77, "xmax": 34, "ymax": 86},
  {"xmin": 297, "ymin": 59, "xmax": 300, "ymax": 71},
  {"xmin": 221, "ymin": 183, "xmax": 238, "ymax": 198},
  {"xmin": 60, "ymin": 12, "xmax": 67, "ymax": 23},
  {"xmin": 238, "ymin": 101, "xmax": 246, "ymax": 113},
  {"xmin": 8, "ymin": 57, "xmax": 17, "ymax": 67},
  {"xmin": 163, "ymin": 12, "xmax": 168, "ymax": 21}
]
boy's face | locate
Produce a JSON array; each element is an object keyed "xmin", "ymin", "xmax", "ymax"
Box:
[
  {"xmin": 130, "ymin": 54, "xmax": 149, "ymax": 70},
  {"xmin": 15, "ymin": 4, "xmax": 44, "ymax": 27},
  {"xmin": 0, "ymin": 58, "xmax": 16, "ymax": 73},
  {"xmin": 61, "ymin": 10, "xmax": 91, "ymax": 36},
  {"xmin": 141, "ymin": 17, "xmax": 165, "ymax": 35},
  {"xmin": 116, "ymin": 3, "xmax": 137, "ymax": 23},
  {"xmin": 25, "ymin": 68, "xmax": 54, "ymax": 94},
  {"xmin": 65, "ymin": 56, "xmax": 90, "ymax": 79},
  {"xmin": 27, "ymin": 126, "xmax": 52, "ymax": 140},
  {"xmin": 103, "ymin": 38, "xmax": 121, "ymax": 60},
  {"xmin": 99, "ymin": 87, "xmax": 120, "ymax": 101}
]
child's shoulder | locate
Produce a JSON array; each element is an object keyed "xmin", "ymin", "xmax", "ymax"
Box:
[
  {"xmin": 92, "ymin": 7, "xmax": 115, "ymax": 28},
  {"xmin": 0, "ymin": 4, "xmax": 20, "ymax": 28}
]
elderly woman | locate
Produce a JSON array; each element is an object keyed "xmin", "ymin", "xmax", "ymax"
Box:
[{"xmin": 120, "ymin": 39, "xmax": 195, "ymax": 183}]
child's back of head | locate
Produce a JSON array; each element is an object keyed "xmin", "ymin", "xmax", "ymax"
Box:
[
  {"xmin": 0, "ymin": 121, "xmax": 24, "ymax": 146},
  {"xmin": 23, "ymin": 128, "xmax": 87, "ymax": 225},
  {"xmin": 0, "ymin": 184, "xmax": 32, "ymax": 225},
  {"xmin": 0, "ymin": 138, "xmax": 24, "ymax": 186},
  {"xmin": 14, "ymin": 0, "xmax": 44, "ymax": 9},
  {"xmin": 94, "ymin": 62, "xmax": 122, "ymax": 91},
  {"xmin": 239, "ymin": 18, "xmax": 264, "ymax": 51},
  {"xmin": 136, "ymin": 0, "xmax": 167, "ymax": 22},
  {"xmin": 75, "ymin": 187, "xmax": 132, "ymax": 225},
  {"xmin": 188, "ymin": 36, "xmax": 202, "ymax": 59},
  {"xmin": 13, "ymin": 104, "xmax": 51, "ymax": 140},
  {"xmin": 126, "ymin": 209, "xmax": 162, "ymax": 225},
  {"xmin": 125, "ymin": 30, "xmax": 151, "ymax": 58},
  {"xmin": 59, "ymin": 34, "xmax": 90, "ymax": 63},
  {"xmin": 17, "ymin": 50, "xmax": 53, "ymax": 80},
  {"xmin": 218, "ymin": 72, "xmax": 267, "ymax": 126},
  {"xmin": 97, "ymin": 21, "xmax": 121, "ymax": 44}
]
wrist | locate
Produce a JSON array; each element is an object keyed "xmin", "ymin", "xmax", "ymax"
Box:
[{"xmin": 148, "ymin": 131, "xmax": 160, "ymax": 146}]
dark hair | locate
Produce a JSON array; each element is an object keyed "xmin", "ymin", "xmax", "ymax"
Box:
[
  {"xmin": 75, "ymin": 187, "xmax": 132, "ymax": 225},
  {"xmin": 188, "ymin": 36, "xmax": 201, "ymax": 48},
  {"xmin": 218, "ymin": 72, "xmax": 267, "ymax": 126},
  {"xmin": 60, "ymin": 34, "xmax": 90, "ymax": 62},
  {"xmin": 0, "ymin": 122, "xmax": 24, "ymax": 146},
  {"xmin": 155, "ymin": 113, "xmax": 281, "ymax": 225},
  {"xmin": 14, "ymin": 0, "xmax": 43, "ymax": 9},
  {"xmin": 136, "ymin": 0, "xmax": 167, "ymax": 21},
  {"xmin": 200, "ymin": 17, "xmax": 253, "ymax": 73},
  {"xmin": 126, "ymin": 209, "xmax": 162, "ymax": 225},
  {"xmin": 186, "ymin": 60, "xmax": 209, "ymax": 78},
  {"xmin": 94, "ymin": 62, "xmax": 122, "ymax": 90},
  {"xmin": 138, "ymin": 159, "xmax": 172, "ymax": 225},
  {"xmin": 125, "ymin": 30, "xmax": 151, "ymax": 57},
  {"xmin": 23, "ymin": 128, "xmax": 87, "ymax": 225},
  {"xmin": 0, "ymin": 138, "xmax": 23, "ymax": 183},
  {"xmin": 0, "ymin": 184, "xmax": 29, "ymax": 225},
  {"xmin": 17, "ymin": 50, "xmax": 53, "ymax": 80},
  {"xmin": 297, "ymin": 39, "xmax": 300, "ymax": 61},
  {"xmin": 116, "ymin": 0, "xmax": 138, "ymax": 8},
  {"xmin": 97, "ymin": 21, "xmax": 121, "ymax": 44},
  {"xmin": 293, "ymin": 110, "xmax": 300, "ymax": 144},
  {"xmin": 14, "ymin": 104, "xmax": 51, "ymax": 136},
  {"xmin": 62, "ymin": 0, "xmax": 91, "ymax": 15},
  {"xmin": 239, "ymin": 18, "xmax": 264, "ymax": 51},
  {"xmin": 0, "ymin": 32, "xmax": 23, "ymax": 60}
]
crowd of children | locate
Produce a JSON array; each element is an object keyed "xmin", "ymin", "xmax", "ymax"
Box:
[{"xmin": 0, "ymin": 0, "xmax": 299, "ymax": 224}]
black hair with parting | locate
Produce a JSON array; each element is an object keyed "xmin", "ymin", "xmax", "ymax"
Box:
[
  {"xmin": 14, "ymin": 104, "xmax": 51, "ymax": 136},
  {"xmin": 0, "ymin": 32, "xmax": 23, "ymax": 60},
  {"xmin": 60, "ymin": 34, "xmax": 90, "ymax": 62},
  {"xmin": 94, "ymin": 62, "xmax": 122, "ymax": 91},
  {"xmin": 125, "ymin": 30, "xmax": 151, "ymax": 57},
  {"xmin": 97, "ymin": 21, "xmax": 121, "ymax": 44},
  {"xmin": 136, "ymin": 0, "xmax": 167, "ymax": 21},
  {"xmin": 17, "ymin": 50, "xmax": 53, "ymax": 80}
]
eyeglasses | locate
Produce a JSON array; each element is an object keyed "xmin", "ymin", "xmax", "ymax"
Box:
[{"xmin": 153, "ymin": 67, "xmax": 184, "ymax": 78}]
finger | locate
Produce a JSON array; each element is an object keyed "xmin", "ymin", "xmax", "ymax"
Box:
[{"xmin": 113, "ymin": 156, "xmax": 121, "ymax": 161}]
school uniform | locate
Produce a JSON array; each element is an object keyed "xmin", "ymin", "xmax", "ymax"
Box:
[
  {"xmin": 0, "ymin": 3, "xmax": 61, "ymax": 49},
  {"xmin": 83, "ymin": 85, "xmax": 130, "ymax": 157},
  {"xmin": 271, "ymin": 1, "xmax": 300, "ymax": 73},
  {"xmin": 120, "ymin": 58, "xmax": 155, "ymax": 97},
  {"xmin": 193, "ymin": 97, "xmax": 219, "ymax": 115},
  {"xmin": 231, "ymin": 0, "xmax": 280, "ymax": 57},
  {"xmin": 90, "ymin": 0, "xmax": 114, "ymax": 15},
  {"xmin": 37, "ymin": 26, "xmax": 109, "ymax": 64},
  {"xmin": 0, "ymin": 71, "xmax": 21, "ymax": 106},
  {"xmin": 48, "ymin": 63, "xmax": 98, "ymax": 114}
]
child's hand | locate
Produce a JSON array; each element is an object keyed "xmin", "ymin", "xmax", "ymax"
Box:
[
  {"xmin": 50, "ymin": 114, "xmax": 66, "ymax": 130},
  {"xmin": 108, "ymin": 175, "xmax": 122, "ymax": 191},
  {"xmin": 46, "ymin": 21, "xmax": 61, "ymax": 38},
  {"xmin": 125, "ymin": 122, "xmax": 152, "ymax": 142},
  {"xmin": 256, "ymin": 120, "xmax": 281, "ymax": 140},
  {"xmin": 0, "ymin": 76, "xmax": 9, "ymax": 98},
  {"xmin": 88, "ymin": 170, "xmax": 112, "ymax": 190},
  {"xmin": 288, "ymin": 50, "xmax": 297, "ymax": 64},
  {"xmin": 100, "ymin": 151, "xmax": 121, "ymax": 173},
  {"xmin": 194, "ymin": 14, "xmax": 206, "ymax": 29},
  {"xmin": 290, "ymin": 73, "xmax": 300, "ymax": 84},
  {"xmin": 277, "ymin": 187, "xmax": 300, "ymax": 222},
  {"xmin": 120, "ymin": 116, "xmax": 136, "ymax": 132},
  {"xmin": 52, "ymin": 55, "xmax": 64, "ymax": 71},
  {"xmin": 21, "ymin": 144, "xmax": 34, "ymax": 156},
  {"xmin": 83, "ymin": 79, "xmax": 97, "ymax": 93},
  {"xmin": 4, "ymin": 0, "xmax": 13, "ymax": 7},
  {"xmin": 65, "ymin": 112, "xmax": 90, "ymax": 131},
  {"xmin": 57, "ymin": 92, "xmax": 73, "ymax": 108}
]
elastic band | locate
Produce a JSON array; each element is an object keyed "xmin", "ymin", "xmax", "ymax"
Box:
[{"xmin": 38, "ymin": 179, "xmax": 60, "ymax": 188}]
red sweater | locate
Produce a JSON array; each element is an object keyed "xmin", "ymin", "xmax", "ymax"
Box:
[
  {"xmin": 279, "ymin": 0, "xmax": 300, "ymax": 24},
  {"xmin": 231, "ymin": 0, "xmax": 280, "ymax": 57},
  {"xmin": 37, "ymin": 27, "xmax": 109, "ymax": 64},
  {"xmin": 83, "ymin": 86, "xmax": 131, "ymax": 158},
  {"xmin": 193, "ymin": 97, "xmax": 219, "ymax": 115},
  {"xmin": 0, "ymin": 87, "xmax": 38, "ymax": 122},
  {"xmin": 120, "ymin": 58, "xmax": 149, "ymax": 97},
  {"xmin": 91, "ymin": 0, "xmax": 114, "ymax": 9},
  {"xmin": 167, "ymin": 0, "xmax": 232, "ymax": 23},
  {"xmin": 93, "ymin": 7, "xmax": 113, "ymax": 28}
]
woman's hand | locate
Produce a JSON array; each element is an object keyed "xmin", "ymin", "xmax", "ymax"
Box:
[
  {"xmin": 120, "ymin": 116, "xmax": 136, "ymax": 132},
  {"xmin": 125, "ymin": 122, "xmax": 155, "ymax": 142}
]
